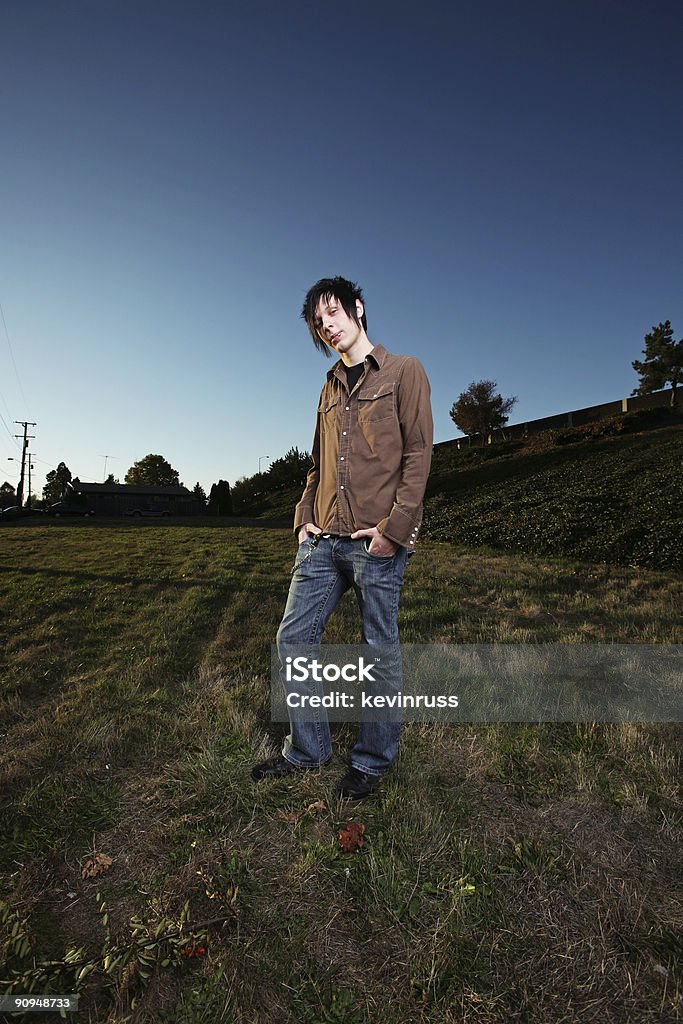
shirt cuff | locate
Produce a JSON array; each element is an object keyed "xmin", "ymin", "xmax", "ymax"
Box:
[{"xmin": 377, "ymin": 508, "xmax": 422, "ymax": 549}]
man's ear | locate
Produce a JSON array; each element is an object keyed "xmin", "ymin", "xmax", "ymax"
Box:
[{"xmin": 355, "ymin": 299, "xmax": 364, "ymax": 321}]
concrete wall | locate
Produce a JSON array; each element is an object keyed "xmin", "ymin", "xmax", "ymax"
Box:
[{"xmin": 438, "ymin": 388, "xmax": 675, "ymax": 449}]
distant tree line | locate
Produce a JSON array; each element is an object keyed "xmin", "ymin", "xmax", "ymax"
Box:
[
  {"xmin": 3, "ymin": 320, "xmax": 678, "ymax": 508},
  {"xmin": 2, "ymin": 447, "xmax": 312, "ymax": 515}
]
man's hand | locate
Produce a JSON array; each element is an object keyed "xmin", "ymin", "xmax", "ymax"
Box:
[
  {"xmin": 298, "ymin": 522, "xmax": 322, "ymax": 545},
  {"xmin": 351, "ymin": 526, "xmax": 399, "ymax": 557}
]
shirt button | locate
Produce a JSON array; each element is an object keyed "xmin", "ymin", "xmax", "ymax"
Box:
[
  {"xmin": 340, "ymin": 485, "xmax": 345, "ymax": 490},
  {"xmin": 340, "ymin": 457, "xmax": 344, "ymax": 461},
  {"xmin": 345, "ymin": 406, "xmax": 349, "ymax": 410},
  {"xmin": 342, "ymin": 431, "xmax": 347, "ymax": 435}
]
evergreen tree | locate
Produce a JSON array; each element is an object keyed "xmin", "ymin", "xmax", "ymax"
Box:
[
  {"xmin": 208, "ymin": 480, "xmax": 232, "ymax": 515},
  {"xmin": 267, "ymin": 447, "xmax": 312, "ymax": 491},
  {"xmin": 632, "ymin": 320, "xmax": 682, "ymax": 407},
  {"xmin": 43, "ymin": 462, "xmax": 73, "ymax": 503}
]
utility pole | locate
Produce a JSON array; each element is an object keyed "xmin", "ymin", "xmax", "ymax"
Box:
[
  {"xmin": 27, "ymin": 454, "xmax": 36, "ymax": 508},
  {"xmin": 14, "ymin": 421, "xmax": 36, "ymax": 507}
]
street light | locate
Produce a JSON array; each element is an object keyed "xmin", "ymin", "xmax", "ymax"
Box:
[{"xmin": 259, "ymin": 455, "xmax": 270, "ymax": 474}]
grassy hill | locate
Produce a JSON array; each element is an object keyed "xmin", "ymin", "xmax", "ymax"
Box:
[
  {"xmin": 423, "ymin": 411, "xmax": 683, "ymax": 572},
  {"xmin": 251, "ymin": 410, "xmax": 683, "ymax": 571}
]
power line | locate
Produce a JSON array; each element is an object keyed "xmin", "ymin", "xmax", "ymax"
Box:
[
  {"xmin": 0, "ymin": 383, "xmax": 15, "ymax": 424},
  {"xmin": 0, "ymin": 299, "xmax": 29, "ymax": 415},
  {"xmin": 0, "ymin": 407, "xmax": 20, "ymax": 448}
]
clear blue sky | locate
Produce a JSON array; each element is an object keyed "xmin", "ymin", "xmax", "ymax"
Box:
[{"xmin": 1, "ymin": 0, "xmax": 681, "ymax": 500}]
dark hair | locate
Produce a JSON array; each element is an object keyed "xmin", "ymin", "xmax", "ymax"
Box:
[{"xmin": 301, "ymin": 275, "xmax": 367, "ymax": 356}]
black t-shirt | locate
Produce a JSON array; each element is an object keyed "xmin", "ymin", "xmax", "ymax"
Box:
[{"xmin": 346, "ymin": 361, "xmax": 365, "ymax": 394}]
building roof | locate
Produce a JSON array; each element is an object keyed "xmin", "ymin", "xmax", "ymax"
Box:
[{"xmin": 71, "ymin": 478, "xmax": 193, "ymax": 496}]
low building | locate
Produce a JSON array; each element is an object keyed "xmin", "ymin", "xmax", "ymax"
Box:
[{"xmin": 69, "ymin": 478, "xmax": 203, "ymax": 516}]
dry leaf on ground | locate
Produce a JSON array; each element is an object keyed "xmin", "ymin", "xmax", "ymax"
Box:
[
  {"xmin": 278, "ymin": 800, "xmax": 328, "ymax": 825},
  {"xmin": 306, "ymin": 800, "xmax": 327, "ymax": 814},
  {"xmin": 81, "ymin": 853, "xmax": 113, "ymax": 879},
  {"xmin": 338, "ymin": 821, "xmax": 365, "ymax": 853}
]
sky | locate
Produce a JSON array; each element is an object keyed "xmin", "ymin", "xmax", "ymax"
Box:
[{"xmin": 1, "ymin": 0, "xmax": 681, "ymax": 500}]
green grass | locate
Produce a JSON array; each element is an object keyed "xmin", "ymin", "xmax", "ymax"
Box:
[{"xmin": 0, "ymin": 521, "xmax": 681, "ymax": 1023}]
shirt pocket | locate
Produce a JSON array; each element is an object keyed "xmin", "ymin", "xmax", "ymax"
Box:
[
  {"xmin": 357, "ymin": 381, "xmax": 396, "ymax": 424},
  {"xmin": 318, "ymin": 395, "xmax": 340, "ymax": 429}
]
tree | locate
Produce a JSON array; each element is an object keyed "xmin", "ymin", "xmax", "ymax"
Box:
[
  {"xmin": 450, "ymin": 380, "xmax": 517, "ymax": 445},
  {"xmin": 193, "ymin": 482, "xmax": 207, "ymax": 505},
  {"xmin": 104, "ymin": 473, "xmax": 120, "ymax": 485},
  {"xmin": 125, "ymin": 454, "xmax": 180, "ymax": 487},
  {"xmin": 267, "ymin": 447, "xmax": 312, "ymax": 491},
  {"xmin": 1, "ymin": 481, "xmax": 16, "ymax": 509},
  {"xmin": 208, "ymin": 480, "xmax": 232, "ymax": 515},
  {"xmin": 632, "ymin": 320, "xmax": 682, "ymax": 407},
  {"xmin": 231, "ymin": 475, "xmax": 262, "ymax": 511},
  {"xmin": 43, "ymin": 462, "xmax": 73, "ymax": 504}
]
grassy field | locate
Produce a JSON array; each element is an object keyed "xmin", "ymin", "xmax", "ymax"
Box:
[{"xmin": 0, "ymin": 520, "xmax": 681, "ymax": 1023}]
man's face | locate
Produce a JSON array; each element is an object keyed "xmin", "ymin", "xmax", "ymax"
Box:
[{"xmin": 313, "ymin": 295, "xmax": 364, "ymax": 355}]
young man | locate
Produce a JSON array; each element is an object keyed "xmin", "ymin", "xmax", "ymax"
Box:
[{"xmin": 252, "ymin": 276, "xmax": 433, "ymax": 799}]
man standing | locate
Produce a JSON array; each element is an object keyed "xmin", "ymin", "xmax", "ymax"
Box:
[{"xmin": 252, "ymin": 276, "xmax": 433, "ymax": 799}]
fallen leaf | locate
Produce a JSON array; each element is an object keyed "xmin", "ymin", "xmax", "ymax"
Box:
[
  {"xmin": 306, "ymin": 800, "xmax": 327, "ymax": 814},
  {"xmin": 81, "ymin": 853, "xmax": 113, "ymax": 879},
  {"xmin": 278, "ymin": 799, "xmax": 327, "ymax": 825},
  {"xmin": 338, "ymin": 821, "xmax": 365, "ymax": 853}
]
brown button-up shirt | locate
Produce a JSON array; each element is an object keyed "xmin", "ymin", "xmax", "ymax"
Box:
[{"xmin": 293, "ymin": 344, "xmax": 433, "ymax": 549}]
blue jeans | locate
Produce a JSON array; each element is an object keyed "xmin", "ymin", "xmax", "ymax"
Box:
[{"xmin": 276, "ymin": 535, "xmax": 412, "ymax": 776}]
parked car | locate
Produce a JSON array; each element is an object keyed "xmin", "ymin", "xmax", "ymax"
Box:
[
  {"xmin": 0, "ymin": 505, "xmax": 46, "ymax": 520},
  {"xmin": 124, "ymin": 506, "xmax": 171, "ymax": 517},
  {"xmin": 47, "ymin": 501, "xmax": 95, "ymax": 517}
]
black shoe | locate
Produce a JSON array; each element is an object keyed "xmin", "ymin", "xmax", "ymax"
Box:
[
  {"xmin": 336, "ymin": 767, "xmax": 384, "ymax": 801},
  {"xmin": 251, "ymin": 754, "xmax": 330, "ymax": 782}
]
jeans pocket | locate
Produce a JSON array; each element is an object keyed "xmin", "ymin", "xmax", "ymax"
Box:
[{"xmin": 364, "ymin": 538, "xmax": 395, "ymax": 559}]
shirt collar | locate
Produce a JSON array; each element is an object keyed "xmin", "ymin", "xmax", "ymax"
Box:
[{"xmin": 326, "ymin": 343, "xmax": 387, "ymax": 381}]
